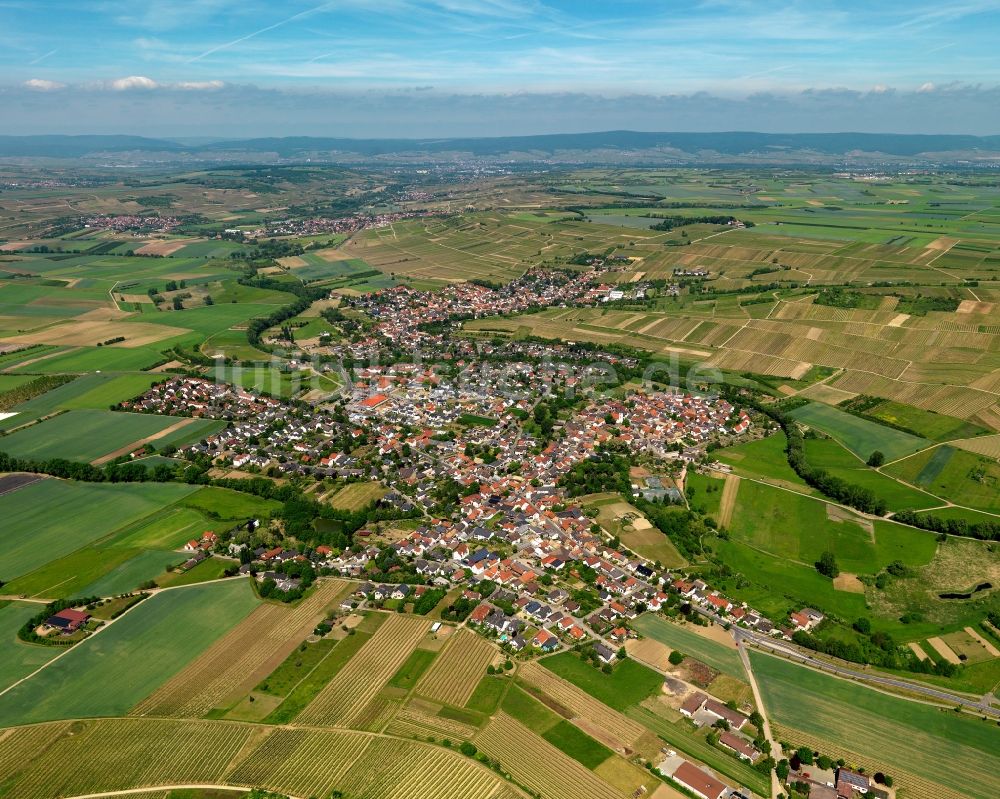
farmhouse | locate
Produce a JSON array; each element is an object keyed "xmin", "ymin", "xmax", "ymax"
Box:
[
  {"xmin": 836, "ymin": 768, "xmax": 870, "ymax": 796},
  {"xmin": 671, "ymin": 761, "xmax": 727, "ymax": 799},
  {"xmin": 718, "ymin": 731, "xmax": 758, "ymax": 762},
  {"xmin": 45, "ymin": 608, "xmax": 90, "ymax": 633}
]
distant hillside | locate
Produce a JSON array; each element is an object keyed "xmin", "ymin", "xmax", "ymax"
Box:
[{"xmin": 2, "ymin": 131, "xmax": 1000, "ymax": 164}]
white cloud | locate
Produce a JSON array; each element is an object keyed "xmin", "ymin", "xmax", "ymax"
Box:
[
  {"xmin": 24, "ymin": 78, "xmax": 65, "ymax": 91},
  {"xmin": 918, "ymin": 81, "xmax": 936, "ymax": 92},
  {"xmin": 175, "ymin": 80, "xmax": 225, "ymax": 90},
  {"xmin": 111, "ymin": 75, "xmax": 158, "ymax": 90},
  {"xmin": 871, "ymin": 84, "xmax": 889, "ymax": 93}
]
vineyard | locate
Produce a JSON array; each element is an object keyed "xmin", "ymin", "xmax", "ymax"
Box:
[
  {"xmin": 416, "ymin": 629, "xmax": 498, "ymax": 707},
  {"xmin": 224, "ymin": 727, "xmax": 373, "ymax": 797},
  {"xmin": 475, "ymin": 713, "xmax": 625, "ymax": 799},
  {"xmin": 0, "ymin": 718, "xmax": 523, "ymax": 799},
  {"xmin": 518, "ymin": 662, "xmax": 647, "ymax": 750},
  {"xmin": 386, "ymin": 705, "xmax": 481, "ymax": 741},
  {"xmin": 131, "ymin": 578, "xmax": 350, "ymax": 718},
  {"xmin": 296, "ymin": 614, "xmax": 431, "ymax": 727},
  {"xmin": 0, "ymin": 718, "xmax": 254, "ymax": 799}
]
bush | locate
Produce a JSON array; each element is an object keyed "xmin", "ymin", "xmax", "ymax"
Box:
[{"xmin": 668, "ymin": 650, "xmax": 685, "ymax": 665}]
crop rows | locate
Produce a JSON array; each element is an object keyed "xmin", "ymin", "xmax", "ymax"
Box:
[
  {"xmin": 297, "ymin": 614, "xmax": 430, "ymax": 727},
  {"xmin": 132, "ymin": 578, "xmax": 350, "ymax": 718},
  {"xmin": 475, "ymin": 713, "xmax": 624, "ymax": 799},
  {"xmin": 2, "ymin": 718, "xmax": 253, "ymax": 799},
  {"xmin": 336, "ymin": 736, "xmax": 504, "ymax": 799},
  {"xmin": 518, "ymin": 662, "xmax": 645, "ymax": 748},
  {"xmin": 386, "ymin": 706, "xmax": 480, "ymax": 741},
  {"xmin": 225, "ymin": 727, "xmax": 371, "ymax": 797},
  {"xmin": 416, "ymin": 629, "xmax": 497, "ymax": 707},
  {"xmin": 0, "ymin": 722, "xmax": 72, "ymax": 787}
]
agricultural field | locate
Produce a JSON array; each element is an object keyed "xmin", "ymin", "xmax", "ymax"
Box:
[
  {"xmin": 886, "ymin": 444, "xmax": 1000, "ymax": 514},
  {"xmin": 324, "ymin": 480, "xmax": 387, "ymax": 511},
  {"xmin": 630, "ymin": 615, "xmax": 745, "ymax": 680},
  {"xmin": 0, "ymin": 408, "xmax": 218, "ymax": 463},
  {"xmin": 2, "ymin": 482, "xmax": 267, "ymax": 599},
  {"xmin": 415, "ymin": 628, "xmax": 498, "ymax": 707},
  {"xmin": 0, "ymin": 579, "xmax": 260, "ymax": 726},
  {"xmin": 750, "ymin": 650, "xmax": 1000, "ymax": 799},
  {"xmin": 0, "ymin": 478, "xmax": 198, "ymax": 589},
  {"xmin": 0, "ymin": 600, "xmax": 61, "ymax": 691},
  {"xmin": 788, "ymin": 401, "xmax": 930, "ymax": 462},
  {"xmin": 588, "ymin": 494, "xmax": 686, "ymax": 567},
  {"xmin": 540, "ymin": 651, "xmax": 664, "ymax": 711},
  {"xmin": 296, "ymin": 614, "xmax": 431, "ymax": 727},
  {"xmin": 131, "ymin": 579, "xmax": 350, "ymax": 718}
]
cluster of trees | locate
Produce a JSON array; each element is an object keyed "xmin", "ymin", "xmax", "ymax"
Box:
[
  {"xmin": 17, "ymin": 596, "xmax": 101, "ymax": 645},
  {"xmin": 559, "ymin": 448, "xmax": 631, "ymax": 497},
  {"xmin": 649, "ymin": 215, "xmax": 748, "ymax": 231},
  {"xmin": 0, "ymin": 374, "xmax": 74, "ymax": 412},
  {"xmin": 893, "ymin": 508, "xmax": 1000, "ymax": 542},
  {"xmin": 239, "ymin": 273, "xmax": 329, "ymax": 353},
  {"xmin": 635, "ymin": 498, "xmax": 707, "ymax": 560},
  {"xmin": 792, "ymin": 628, "xmax": 955, "ymax": 676}
]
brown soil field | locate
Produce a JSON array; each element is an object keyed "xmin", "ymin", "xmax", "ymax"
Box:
[
  {"xmin": 131, "ymin": 579, "xmax": 350, "ymax": 718},
  {"xmin": 957, "ymin": 300, "xmax": 996, "ymax": 314},
  {"xmin": 717, "ymin": 474, "xmax": 740, "ymax": 528},
  {"xmin": 833, "ymin": 573, "xmax": 866, "ymax": 593},
  {"xmin": 4, "ymin": 319, "xmax": 185, "ymax": 348},
  {"xmin": 925, "ymin": 636, "xmax": 961, "ymax": 665},
  {"xmin": 135, "ymin": 239, "xmax": 193, "ymax": 256},
  {"xmin": 907, "ymin": 642, "xmax": 930, "ymax": 661},
  {"xmin": 926, "ymin": 236, "xmax": 959, "ymax": 252},
  {"xmin": 626, "ymin": 637, "xmax": 673, "ymax": 670},
  {"xmin": 965, "ymin": 626, "xmax": 1000, "ymax": 658},
  {"xmin": 119, "ymin": 293, "xmax": 155, "ymax": 304},
  {"xmin": 278, "ymin": 255, "xmax": 307, "ymax": 268}
]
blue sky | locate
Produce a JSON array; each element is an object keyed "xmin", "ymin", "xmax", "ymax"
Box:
[{"xmin": 2, "ymin": 0, "xmax": 999, "ymax": 136}]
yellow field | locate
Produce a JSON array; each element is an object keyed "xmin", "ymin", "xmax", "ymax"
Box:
[
  {"xmin": 385, "ymin": 705, "xmax": 481, "ymax": 741},
  {"xmin": 476, "ymin": 713, "xmax": 625, "ymax": 799},
  {"xmin": 297, "ymin": 614, "xmax": 430, "ymax": 727},
  {"xmin": 132, "ymin": 579, "xmax": 350, "ymax": 718},
  {"xmin": 0, "ymin": 719, "xmax": 518, "ymax": 799},
  {"xmin": 416, "ymin": 628, "xmax": 497, "ymax": 707}
]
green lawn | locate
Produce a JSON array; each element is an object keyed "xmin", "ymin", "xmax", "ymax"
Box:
[
  {"xmin": 541, "ymin": 719, "xmax": 613, "ymax": 769},
  {"xmin": 58, "ymin": 374, "xmax": 163, "ymax": 409},
  {"xmin": 539, "ymin": 652, "xmax": 663, "ymax": 710},
  {"xmin": 0, "ymin": 479, "xmax": 197, "ymax": 585},
  {"xmin": 714, "ymin": 433, "xmax": 811, "ymax": 488},
  {"xmin": 257, "ymin": 637, "xmax": 338, "ymax": 698},
  {"xmin": 789, "ymin": 401, "xmax": 930, "ymax": 462},
  {"xmin": 0, "ymin": 601, "xmax": 61, "ymax": 692},
  {"xmin": 725, "ymin": 479, "xmax": 935, "ymax": 577},
  {"xmin": 389, "ymin": 648, "xmax": 438, "ymax": 690},
  {"xmin": 502, "ymin": 684, "xmax": 560, "ymax": 731},
  {"xmin": 631, "ymin": 615, "xmax": 745, "ymax": 678},
  {"xmin": 750, "ymin": 650, "xmax": 1000, "ymax": 799},
  {"xmin": 465, "ymin": 675, "xmax": 508, "ymax": 714},
  {"xmin": 78, "ymin": 549, "xmax": 184, "ymax": 596},
  {"xmin": 0, "ymin": 409, "xmax": 188, "ymax": 462},
  {"xmin": 0, "ymin": 579, "xmax": 260, "ymax": 725}
]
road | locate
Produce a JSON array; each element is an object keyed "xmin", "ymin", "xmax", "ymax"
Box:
[
  {"xmin": 737, "ymin": 642, "xmax": 782, "ymax": 799},
  {"xmin": 692, "ymin": 606, "xmax": 1000, "ymax": 719}
]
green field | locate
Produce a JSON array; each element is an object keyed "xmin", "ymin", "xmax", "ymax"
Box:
[
  {"xmin": 862, "ymin": 399, "xmax": 988, "ymax": 442},
  {"xmin": 749, "ymin": 650, "xmax": 1000, "ymax": 799},
  {"xmin": 0, "ymin": 601, "xmax": 61, "ymax": 692},
  {"xmin": 0, "ymin": 479, "xmax": 198, "ymax": 585},
  {"xmin": 0, "ymin": 579, "xmax": 260, "ymax": 726},
  {"xmin": 631, "ymin": 615, "xmax": 745, "ymax": 678},
  {"xmin": 539, "ymin": 651, "xmax": 663, "ymax": 710},
  {"xmin": 0, "ymin": 409, "xmax": 194, "ymax": 462},
  {"xmin": 886, "ymin": 445, "xmax": 1000, "ymax": 514},
  {"xmin": 803, "ymin": 437, "xmax": 939, "ymax": 511},
  {"xmin": 713, "ymin": 433, "xmax": 811, "ymax": 489},
  {"xmin": 789, "ymin": 402, "xmax": 931, "ymax": 462}
]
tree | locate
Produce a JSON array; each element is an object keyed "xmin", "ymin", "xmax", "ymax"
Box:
[
  {"xmin": 867, "ymin": 450, "xmax": 885, "ymax": 467},
  {"xmin": 172, "ymin": 296, "xmax": 184, "ymax": 311},
  {"xmin": 816, "ymin": 550, "xmax": 839, "ymax": 578},
  {"xmin": 668, "ymin": 650, "xmax": 685, "ymax": 666}
]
